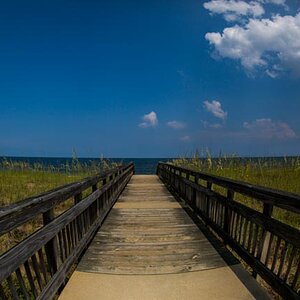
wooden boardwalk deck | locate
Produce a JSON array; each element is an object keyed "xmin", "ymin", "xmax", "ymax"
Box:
[
  {"xmin": 59, "ymin": 175, "xmax": 269, "ymax": 300},
  {"xmin": 77, "ymin": 175, "xmax": 226, "ymax": 275}
]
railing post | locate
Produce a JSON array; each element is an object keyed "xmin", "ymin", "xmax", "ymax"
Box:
[
  {"xmin": 206, "ymin": 181, "xmax": 212, "ymax": 221},
  {"xmin": 74, "ymin": 192, "xmax": 84, "ymax": 238},
  {"xmin": 92, "ymin": 184, "xmax": 97, "ymax": 192},
  {"xmin": 92, "ymin": 184, "xmax": 98, "ymax": 219},
  {"xmin": 253, "ymin": 203, "xmax": 273, "ymax": 278},
  {"xmin": 182, "ymin": 172, "xmax": 186, "ymax": 198},
  {"xmin": 224, "ymin": 189, "xmax": 234, "ymax": 243},
  {"xmin": 74, "ymin": 192, "xmax": 83, "ymax": 204},
  {"xmin": 179, "ymin": 170, "xmax": 182, "ymax": 196},
  {"xmin": 261, "ymin": 204, "xmax": 274, "ymax": 261},
  {"xmin": 192, "ymin": 175, "xmax": 199, "ymax": 210},
  {"xmin": 43, "ymin": 209, "xmax": 59, "ymax": 275}
]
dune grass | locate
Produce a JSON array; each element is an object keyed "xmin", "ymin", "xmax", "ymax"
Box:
[
  {"xmin": 0, "ymin": 170, "xmax": 85, "ymax": 207},
  {"xmin": 171, "ymin": 152, "xmax": 300, "ymax": 299},
  {"xmin": 171, "ymin": 151, "xmax": 300, "ymax": 229},
  {"xmin": 0, "ymin": 157, "xmax": 121, "ymax": 255},
  {"xmin": 0, "ymin": 156, "xmax": 121, "ymax": 207},
  {"xmin": 0, "ymin": 154, "xmax": 299, "ymax": 299}
]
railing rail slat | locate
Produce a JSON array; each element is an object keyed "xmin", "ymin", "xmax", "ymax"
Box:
[
  {"xmin": 160, "ymin": 163, "xmax": 300, "ymax": 213},
  {"xmin": 157, "ymin": 162, "xmax": 300, "ymax": 300},
  {"xmin": 0, "ymin": 166, "xmax": 127, "ymax": 235},
  {"xmin": 0, "ymin": 162, "xmax": 134, "ymax": 299}
]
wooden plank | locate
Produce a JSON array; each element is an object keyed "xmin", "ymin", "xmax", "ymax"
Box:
[
  {"xmin": 24, "ymin": 261, "xmax": 38, "ymax": 298},
  {"xmin": 16, "ymin": 268, "xmax": 30, "ymax": 300},
  {"xmin": 0, "ymin": 167, "xmax": 133, "ymax": 282},
  {"xmin": 85, "ymin": 245, "xmax": 216, "ymax": 256},
  {"xmin": 36, "ymin": 169, "xmax": 133, "ymax": 300},
  {"xmin": 158, "ymin": 165, "xmax": 300, "ymax": 299},
  {"xmin": 80, "ymin": 255, "xmax": 224, "ymax": 269},
  {"xmin": 78, "ymin": 175, "xmax": 226, "ymax": 275},
  {"xmin": 78, "ymin": 260, "xmax": 225, "ymax": 275},
  {"xmin": 97, "ymin": 225, "xmax": 202, "ymax": 232}
]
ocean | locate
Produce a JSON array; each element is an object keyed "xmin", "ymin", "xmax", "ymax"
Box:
[
  {"xmin": 0, "ymin": 157, "xmax": 172, "ymax": 174},
  {"xmin": 1, "ymin": 156, "xmax": 298, "ymax": 175}
]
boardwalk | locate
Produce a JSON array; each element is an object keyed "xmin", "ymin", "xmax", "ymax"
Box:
[{"xmin": 59, "ymin": 175, "xmax": 268, "ymax": 300}]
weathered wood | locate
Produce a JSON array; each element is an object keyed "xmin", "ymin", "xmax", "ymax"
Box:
[
  {"xmin": 283, "ymin": 246, "xmax": 297, "ymax": 282},
  {"xmin": 31, "ymin": 254, "xmax": 44, "ymax": 291},
  {"xmin": 196, "ymin": 205, "xmax": 299, "ymax": 299},
  {"xmin": 160, "ymin": 167, "xmax": 300, "ymax": 248},
  {"xmin": 0, "ymin": 165, "xmax": 130, "ymax": 235},
  {"xmin": 43, "ymin": 208, "xmax": 59, "ymax": 275},
  {"xmin": 157, "ymin": 163, "xmax": 300, "ymax": 300},
  {"xmin": 38, "ymin": 249, "xmax": 49, "ymax": 283},
  {"xmin": 224, "ymin": 190, "xmax": 234, "ymax": 237},
  {"xmin": 37, "ymin": 170, "xmax": 132, "ymax": 300},
  {"xmin": 1, "ymin": 161, "xmax": 298, "ymax": 299},
  {"xmin": 78, "ymin": 175, "xmax": 227, "ymax": 276},
  {"xmin": 292, "ymin": 261, "xmax": 300, "ymax": 289},
  {"xmin": 24, "ymin": 261, "xmax": 38, "ymax": 298},
  {"xmin": 258, "ymin": 203, "xmax": 274, "ymax": 269},
  {"xmin": 16, "ymin": 267, "xmax": 30, "ymax": 300},
  {"xmin": 159, "ymin": 163, "xmax": 300, "ymax": 213},
  {"xmin": 0, "ymin": 166, "xmax": 133, "ymax": 281},
  {"xmin": 0, "ymin": 163, "xmax": 134, "ymax": 300}
]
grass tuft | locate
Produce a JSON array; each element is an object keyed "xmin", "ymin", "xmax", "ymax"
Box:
[{"xmin": 171, "ymin": 150, "xmax": 300, "ymax": 228}]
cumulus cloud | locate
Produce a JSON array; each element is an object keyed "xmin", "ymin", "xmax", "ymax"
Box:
[
  {"xmin": 138, "ymin": 111, "xmax": 158, "ymax": 128},
  {"xmin": 203, "ymin": 100, "xmax": 228, "ymax": 120},
  {"xmin": 243, "ymin": 118, "xmax": 297, "ymax": 139},
  {"xmin": 167, "ymin": 120, "xmax": 186, "ymax": 130},
  {"xmin": 203, "ymin": 0, "xmax": 264, "ymax": 21},
  {"xmin": 205, "ymin": 13, "xmax": 300, "ymax": 76},
  {"xmin": 180, "ymin": 135, "xmax": 191, "ymax": 142}
]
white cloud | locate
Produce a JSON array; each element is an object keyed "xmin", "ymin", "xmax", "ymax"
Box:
[
  {"xmin": 205, "ymin": 13, "xmax": 300, "ymax": 76},
  {"xmin": 265, "ymin": 69, "xmax": 279, "ymax": 78},
  {"xmin": 167, "ymin": 120, "xmax": 186, "ymax": 130},
  {"xmin": 203, "ymin": 100, "xmax": 228, "ymax": 120},
  {"xmin": 138, "ymin": 111, "xmax": 158, "ymax": 128},
  {"xmin": 180, "ymin": 135, "xmax": 191, "ymax": 142},
  {"xmin": 243, "ymin": 118, "xmax": 297, "ymax": 139},
  {"xmin": 203, "ymin": 0, "xmax": 264, "ymax": 21}
]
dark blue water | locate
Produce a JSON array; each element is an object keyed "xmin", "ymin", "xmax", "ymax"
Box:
[
  {"xmin": 0, "ymin": 156, "xmax": 298, "ymax": 174},
  {"xmin": 0, "ymin": 157, "xmax": 171, "ymax": 174}
]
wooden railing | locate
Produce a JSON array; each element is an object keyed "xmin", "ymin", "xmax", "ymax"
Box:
[
  {"xmin": 0, "ymin": 163, "xmax": 134, "ymax": 300},
  {"xmin": 157, "ymin": 163, "xmax": 300, "ymax": 300}
]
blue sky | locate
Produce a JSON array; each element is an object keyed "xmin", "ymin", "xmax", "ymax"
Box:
[{"xmin": 0, "ymin": 0, "xmax": 299, "ymax": 158}]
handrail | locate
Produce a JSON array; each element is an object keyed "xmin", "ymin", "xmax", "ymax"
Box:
[
  {"xmin": 0, "ymin": 164, "xmax": 132, "ymax": 235},
  {"xmin": 0, "ymin": 163, "xmax": 135, "ymax": 299},
  {"xmin": 160, "ymin": 163, "xmax": 300, "ymax": 213},
  {"xmin": 157, "ymin": 162, "xmax": 300, "ymax": 300}
]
